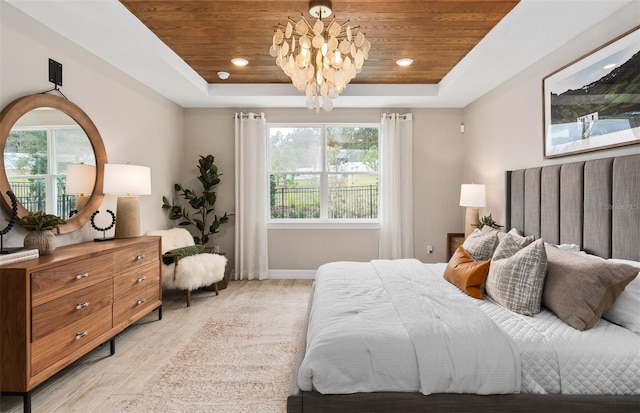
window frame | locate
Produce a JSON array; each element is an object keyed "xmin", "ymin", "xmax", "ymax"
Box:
[
  {"xmin": 7, "ymin": 124, "xmax": 87, "ymax": 217},
  {"xmin": 267, "ymin": 122, "xmax": 381, "ymax": 229}
]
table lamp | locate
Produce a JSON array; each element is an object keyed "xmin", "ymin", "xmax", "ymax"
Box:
[
  {"xmin": 65, "ymin": 163, "xmax": 96, "ymax": 213},
  {"xmin": 459, "ymin": 183, "xmax": 486, "ymax": 238},
  {"xmin": 103, "ymin": 163, "xmax": 151, "ymax": 238}
]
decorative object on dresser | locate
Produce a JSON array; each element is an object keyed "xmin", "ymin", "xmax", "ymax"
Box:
[
  {"xmin": 103, "ymin": 163, "xmax": 152, "ymax": 239},
  {"xmin": 161, "ymin": 154, "xmax": 232, "ymax": 246},
  {"xmin": 0, "ymin": 236, "xmax": 162, "ymax": 413},
  {"xmin": 147, "ymin": 228, "xmax": 226, "ymax": 307},
  {"xmin": 0, "ymin": 190, "xmax": 18, "ymax": 253},
  {"xmin": 90, "ymin": 209, "xmax": 116, "ymax": 241},
  {"xmin": 446, "ymin": 232, "xmax": 465, "ymax": 261},
  {"xmin": 18, "ymin": 210, "xmax": 67, "ymax": 255},
  {"xmin": 459, "ymin": 183, "xmax": 486, "ymax": 238}
]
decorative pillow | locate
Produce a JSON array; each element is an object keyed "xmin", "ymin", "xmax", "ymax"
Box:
[
  {"xmin": 602, "ymin": 259, "xmax": 640, "ymax": 334},
  {"xmin": 443, "ymin": 246, "xmax": 491, "ymax": 299},
  {"xmin": 503, "ymin": 227, "xmax": 535, "ymax": 247},
  {"xmin": 162, "ymin": 244, "xmax": 206, "ymax": 265},
  {"xmin": 543, "ymin": 247, "xmax": 638, "ymax": 331},
  {"xmin": 486, "ymin": 235, "xmax": 547, "ymax": 316},
  {"xmin": 462, "ymin": 228, "xmax": 499, "ymax": 261}
]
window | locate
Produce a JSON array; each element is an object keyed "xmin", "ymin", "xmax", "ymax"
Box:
[
  {"xmin": 268, "ymin": 124, "xmax": 379, "ymax": 224},
  {"xmin": 5, "ymin": 126, "xmax": 94, "ymax": 218}
]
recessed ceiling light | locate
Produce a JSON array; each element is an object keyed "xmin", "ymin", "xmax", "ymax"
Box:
[
  {"xmin": 396, "ymin": 58, "xmax": 414, "ymax": 67},
  {"xmin": 217, "ymin": 71, "xmax": 230, "ymax": 80},
  {"xmin": 231, "ymin": 58, "xmax": 249, "ymax": 66},
  {"xmin": 603, "ymin": 63, "xmax": 616, "ymax": 69}
]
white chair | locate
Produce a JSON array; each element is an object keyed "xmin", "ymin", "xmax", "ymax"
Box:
[{"xmin": 147, "ymin": 228, "xmax": 227, "ymax": 307}]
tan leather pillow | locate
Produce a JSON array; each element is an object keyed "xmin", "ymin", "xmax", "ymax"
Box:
[{"xmin": 443, "ymin": 246, "xmax": 491, "ymax": 299}]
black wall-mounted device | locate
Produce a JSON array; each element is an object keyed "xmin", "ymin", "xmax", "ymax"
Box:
[{"xmin": 48, "ymin": 58, "xmax": 62, "ymax": 87}]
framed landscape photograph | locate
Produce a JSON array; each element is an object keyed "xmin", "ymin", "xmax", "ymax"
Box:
[{"xmin": 543, "ymin": 26, "xmax": 640, "ymax": 158}]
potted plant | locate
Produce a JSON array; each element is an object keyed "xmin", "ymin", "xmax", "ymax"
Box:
[
  {"xmin": 472, "ymin": 213, "xmax": 504, "ymax": 230},
  {"xmin": 19, "ymin": 210, "xmax": 66, "ymax": 255},
  {"xmin": 162, "ymin": 154, "xmax": 232, "ymax": 245}
]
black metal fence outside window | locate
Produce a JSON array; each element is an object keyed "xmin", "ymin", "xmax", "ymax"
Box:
[
  {"xmin": 271, "ymin": 184, "xmax": 378, "ymax": 219},
  {"xmin": 9, "ymin": 180, "xmax": 75, "ymax": 219}
]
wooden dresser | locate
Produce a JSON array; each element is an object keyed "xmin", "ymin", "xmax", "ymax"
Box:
[{"xmin": 0, "ymin": 236, "xmax": 162, "ymax": 411}]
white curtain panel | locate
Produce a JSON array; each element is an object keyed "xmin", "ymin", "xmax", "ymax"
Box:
[
  {"xmin": 379, "ymin": 113, "xmax": 414, "ymax": 259},
  {"xmin": 234, "ymin": 112, "xmax": 268, "ymax": 280}
]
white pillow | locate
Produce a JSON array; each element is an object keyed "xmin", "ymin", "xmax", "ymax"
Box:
[
  {"xmin": 543, "ymin": 242, "xmax": 582, "ymax": 253},
  {"xmin": 602, "ymin": 259, "xmax": 640, "ymax": 334}
]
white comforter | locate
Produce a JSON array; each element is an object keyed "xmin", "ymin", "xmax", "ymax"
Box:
[{"xmin": 298, "ymin": 259, "xmax": 521, "ymax": 395}]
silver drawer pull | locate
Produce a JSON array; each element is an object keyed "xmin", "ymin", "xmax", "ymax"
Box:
[
  {"xmin": 75, "ymin": 272, "xmax": 89, "ymax": 279},
  {"xmin": 136, "ymin": 254, "xmax": 146, "ymax": 260},
  {"xmin": 75, "ymin": 331, "xmax": 88, "ymax": 340},
  {"xmin": 75, "ymin": 302, "xmax": 90, "ymax": 310},
  {"xmin": 136, "ymin": 299, "xmax": 146, "ymax": 305},
  {"xmin": 137, "ymin": 276, "xmax": 146, "ymax": 283}
]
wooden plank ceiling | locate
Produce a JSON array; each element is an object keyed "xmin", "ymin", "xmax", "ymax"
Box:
[{"xmin": 120, "ymin": 0, "xmax": 519, "ymax": 84}]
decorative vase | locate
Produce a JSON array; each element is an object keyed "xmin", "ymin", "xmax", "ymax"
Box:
[{"xmin": 24, "ymin": 230, "xmax": 56, "ymax": 255}]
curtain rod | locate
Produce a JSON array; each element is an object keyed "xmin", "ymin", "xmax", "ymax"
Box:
[
  {"xmin": 234, "ymin": 113, "xmax": 267, "ymax": 119},
  {"xmin": 382, "ymin": 114, "xmax": 411, "ymax": 119}
]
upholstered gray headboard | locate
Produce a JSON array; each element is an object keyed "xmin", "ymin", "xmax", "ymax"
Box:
[{"xmin": 506, "ymin": 153, "xmax": 639, "ymax": 261}]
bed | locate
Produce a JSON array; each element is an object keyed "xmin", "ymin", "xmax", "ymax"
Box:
[{"xmin": 287, "ymin": 153, "xmax": 640, "ymax": 413}]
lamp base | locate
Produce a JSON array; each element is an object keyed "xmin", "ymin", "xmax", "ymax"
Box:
[
  {"xmin": 464, "ymin": 207, "xmax": 479, "ymax": 238},
  {"xmin": 114, "ymin": 196, "xmax": 140, "ymax": 239}
]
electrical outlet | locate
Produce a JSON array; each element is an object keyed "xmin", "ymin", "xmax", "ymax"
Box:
[{"xmin": 427, "ymin": 245, "xmax": 433, "ymax": 254}]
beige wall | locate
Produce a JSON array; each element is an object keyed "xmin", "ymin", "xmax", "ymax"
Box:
[
  {"xmin": 462, "ymin": 2, "xmax": 640, "ymax": 228},
  {"xmin": 0, "ymin": 3, "xmax": 184, "ymax": 248},
  {"xmin": 184, "ymin": 107, "xmax": 464, "ymax": 269},
  {"xmin": 9, "ymin": 1, "xmax": 633, "ymax": 271}
]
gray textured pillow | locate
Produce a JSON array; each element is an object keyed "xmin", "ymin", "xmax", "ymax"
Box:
[
  {"xmin": 462, "ymin": 228, "xmax": 499, "ymax": 261},
  {"xmin": 543, "ymin": 247, "xmax": 638, "ymax": 331},
  {"xmin": 486, "ymin": 236, "xmax": 547, "ymax": 316}
]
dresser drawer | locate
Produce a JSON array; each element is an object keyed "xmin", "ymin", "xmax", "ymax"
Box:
[
  {"xmin": 31, "ymin": 253, "xmax": 114, "ymax": 307},
  {"xmin": 113, "ymin": 241, "xmax": 159, "ymax": 274},
  {"xmin": 113, "ymin": 283, "xmax": 160, "ymax": 326},
  {"xmin": 113, "ymin": 261, "xmax": 159, "ymax": 300},
  {"xmin": 31, "ymin": 279, "xmax": 113, "ymax": 341},
  {"xmin": 31, "ymin": 305, "xmax": 112, "ymax": 376}
]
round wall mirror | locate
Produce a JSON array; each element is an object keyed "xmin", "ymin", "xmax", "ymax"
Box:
[{"xmin": 0, "ymin": 94, "xmax": 108, "ymax": 234}]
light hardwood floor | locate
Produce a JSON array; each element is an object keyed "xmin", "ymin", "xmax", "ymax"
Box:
[{"xmin": 0, "ymin": 279, "xmax": 312, "ymax": 413}]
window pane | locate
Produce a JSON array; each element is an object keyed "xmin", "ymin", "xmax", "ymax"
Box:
[
  {"xmin": 269, "ymin": 127, "xmax": 322, "ymax": 172},
  {"xmin": 270, "ymin": 173, "xmax": 320, "ymax": 219},
  {"xmin": 54, "ymin": 128, "xmax": 95, "ymax": 174},
  {"xmin": 328, "ymin": 174, "xmax": 378, "ymax": 219},
  {"xmin": 9, "ymin": 177, "xmax": 46, "ymax": 212},
  {"xmin": 327, "ymin": 127, "xmax": 379, "ymax": 172},
  {"xmin": 5, "ymin": 129, "xmax": 48, "ymax": 177}
]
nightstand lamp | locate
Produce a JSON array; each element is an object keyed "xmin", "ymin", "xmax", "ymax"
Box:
[
  {"xmin": 65, "ymin": 163, "xmax": 96, "ymax": 213},
  {"xmin": 103, "ymin": 163, "xmax": 151, "ymax": 238},
  {"xmin": 459, "ymin": 183, "xmax": 486, "ymax": 238}
]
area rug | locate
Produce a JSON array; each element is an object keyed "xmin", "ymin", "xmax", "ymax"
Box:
[{"xmin": 118, "ymin": 280, "xmax": 312, "ymax": 413}]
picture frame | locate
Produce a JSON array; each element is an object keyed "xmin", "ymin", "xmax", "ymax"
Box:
[{"xmin": 543, "ymin": 26, "xmax": 640, "ymax": 159}]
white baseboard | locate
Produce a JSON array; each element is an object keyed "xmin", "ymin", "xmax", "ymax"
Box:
[{"xmin": 268, "ymin": 269, "xmax": 316, "ymax": 279}]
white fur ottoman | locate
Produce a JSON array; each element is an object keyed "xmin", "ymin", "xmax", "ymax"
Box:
[{"xmin": 165, "ymin": 253, "xmax": 227, "ymax": 291}]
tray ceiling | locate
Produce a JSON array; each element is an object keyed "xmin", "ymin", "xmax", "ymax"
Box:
[{"xmin": 120, "ymin": 0, "xmax": 520, "ymax": 85}]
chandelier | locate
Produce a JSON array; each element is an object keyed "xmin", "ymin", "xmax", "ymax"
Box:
[{"xmin": 270, "ymin": 0, "xmax": 371, "ymax": 112}]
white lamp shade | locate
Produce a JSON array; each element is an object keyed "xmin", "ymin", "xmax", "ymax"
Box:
[
  {"xmin": 459, "ymin": 184, "xmax": 486, "ymax": 207},
  {"xmin": 103, "ymin": 163, "xmax": 151, "ymax": 195},
  {"xmin": 66, "ymin": 163, "xmax": 96, "ymax": 195}
]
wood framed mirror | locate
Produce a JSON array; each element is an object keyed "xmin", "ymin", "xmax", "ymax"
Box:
[{"xmin": 0, "ymin": 94, "xmax": 108, "ymax": 234}]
